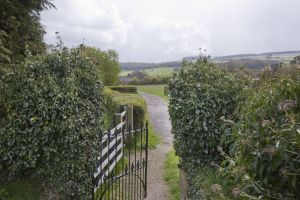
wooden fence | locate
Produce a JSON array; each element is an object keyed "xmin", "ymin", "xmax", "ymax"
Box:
[
  {"xmin": 93, "ymin": 110, "xmax": 128, "ymax": 188},
  {"xmin": 92, "ymin": 105, "xmax": 148, "ymax": 200}
]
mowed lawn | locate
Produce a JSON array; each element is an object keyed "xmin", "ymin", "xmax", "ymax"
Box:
[{"xmin": 136, "ymin": 85, "xmax": 168, "ymax": 102}]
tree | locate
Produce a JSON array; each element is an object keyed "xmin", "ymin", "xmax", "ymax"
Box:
[
  {"xmin": 0, "ymin": 0, "xmax": 54, "ymax": 63},
  {"xmin": 81, "ymin": 46, "xmax": 120, "ymax": 85},
  {"xmin": 290, "ymin": 55, "xmax": 300, "ymax": 65}
]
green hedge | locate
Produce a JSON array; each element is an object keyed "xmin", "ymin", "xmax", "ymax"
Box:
[
  {"xmin": 218, "ymin": 68, "xmax": 300, "ymax": 199},
  {"xmin": 109, "ymin": 86, "xmax": 137, "ymax": 93},
  {"xmin": 169, "ymin": 60, "xmax": 300, "ymax": 199},
  {"xmin": 0, "ymin": 45, "xmax": 104, "ymax": 199},
  {"xmin": 104, "ymin": 87, "xmax": 146, "ymax": 129},
  {"xmin": 168, "ymin": 61, "xmax": 248, "ymax": 167}
]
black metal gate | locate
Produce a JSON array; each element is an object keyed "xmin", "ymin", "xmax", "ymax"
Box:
[{"xmin": 93, "ymin": 116, "xmax": 148, "ymax": 200}]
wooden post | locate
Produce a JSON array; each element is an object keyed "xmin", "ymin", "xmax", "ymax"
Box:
[
  {"xmin": 124, "ymin": 105, "xmax": 128, "ymax": 131},
  {"xmin": 114, "ymin": 113, "xmax": 122, "ymax": 127},
  {"xmin": 127, "ymin": 105, "xmax": 133, "ymax": 131}
]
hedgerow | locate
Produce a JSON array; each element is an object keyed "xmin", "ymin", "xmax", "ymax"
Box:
[
  {"xmin": 168, "ymin": 60, "xmax": 249, "ymax": 167},
  {"xmin": 216, "ymin": 68, "xmax": 300, "ymax": 199},
  {"xmin": 104, "ymin": 87, "xmax": 146, "ymax": 129},
  {"xmin": 169, "ymin": 59, "xmax": 300, "ymax": 199},
  {"xmin": 0, "ymin": 43, "xmax": 104, "ymax": 199}
]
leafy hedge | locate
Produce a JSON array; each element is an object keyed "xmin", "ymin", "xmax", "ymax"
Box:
[
  {"xmin": 217, "ymin": 68, "xmax": 300, "ymax": 199},
  {"xmin": 0, "ymin": 44, "xmax": 104, "ymax": 199},
  {"xmin": 109, "ymin": 86, "xmax": 137, "ymax": 93},
  {"xmin": 169, "ymin": 60, "xmax": 300, "ymax": 199},
  {"xmin": 168, "ymin": 60, "xmax": 248, "ymax": 167},
  {"xmin": 104, "ymin": 87, "xmax": 146, "ymax": 129},
  {"xmin": 128, "ymin": 76, "xmax": 170, "ymax": 85}
]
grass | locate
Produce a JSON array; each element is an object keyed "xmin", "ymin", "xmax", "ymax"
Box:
[
  {"xmin": 104, "ymin": 87, "xmax": 146, "ymax": 108},
  {"xmin": 146, "ymin": 113, "xmax": 161, "ymax": 149},
  {"xmin": 143, "ymin": 67, "xmax": 174, "ymax": 77},
  {"xmin": 104, "ymin": 87, "xmax": 161, "ymax": 149},
  {"xmin": 0, "ymin": 179, "xmax": 43, "ymax": 200},
  {"xmin": 136, "ymin": 85, "xmax": 168, "ymax": 102},
  {"xmin": 164, "ymin": 149, "xmax": 180, "ymax": 200},
  {"xmin": 120, "ymin": 70, "xmax": 134, "ymax": 76}
]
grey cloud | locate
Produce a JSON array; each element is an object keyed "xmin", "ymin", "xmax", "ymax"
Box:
[{"xmin": 41, "ymin": 0, "xmax": 300, "ymax": 62}]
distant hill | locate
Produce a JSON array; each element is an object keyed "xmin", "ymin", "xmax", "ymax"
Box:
[
  {"xmin": 212, "ymin": 51, "xmax": 300, "ymax": 61},
  {"xmin": 121, "ymin": 50, "xmax": 300, "ymax": 70},
  {"xmin": 120, "ymin": 61, "xmax": 181, "ymax": 70}
]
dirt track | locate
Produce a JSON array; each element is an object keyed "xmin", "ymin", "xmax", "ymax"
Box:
[{"xmin": 142, "ymin": 93, "xmax": 172, "ymax": 200}]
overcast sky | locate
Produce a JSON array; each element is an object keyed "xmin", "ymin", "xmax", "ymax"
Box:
[{"xmin": 41, "ymin": 0, "xmax": 300, "ymax": 62}]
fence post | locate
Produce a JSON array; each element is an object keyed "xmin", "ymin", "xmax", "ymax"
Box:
[
  {"xmin": 127, "ymin": 105, "xmax": 133, "ymax": 132},
  {"xmin": 124, "ymin": 105, "xmax": 128, "ymax": 131},
  {"xmin": 115, "ymin": 113, "xmax": 122, "ymax": 127}
]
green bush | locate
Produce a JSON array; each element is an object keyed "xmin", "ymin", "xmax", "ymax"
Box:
[
  {"xmin": 168, "ymin": 60, "xmax": 248, "ymax": 167},
  {"xmin": 0, "ymin": 44, "xmax": 104, "ymax": 199},
  {"xmin": 128, "ymin": 76, "xmax": 170, "ymax": 85},
  {"xmin": 109, "ymin": 86, "xmax": 137, "ymax": 93},
  {"xmin": 217, "ymin": 68, "xmax": 300, "ymax": 199},
  {"xmin": 104, "ymin": 87, "xmax": 146, "ymax": 129},
  {"xmin": 170, "ymin": 62, "xmax": 300, "ymax": 199}
]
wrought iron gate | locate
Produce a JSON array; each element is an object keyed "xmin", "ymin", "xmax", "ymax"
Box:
[{"xmin": 93, "ymin": 109, "xmax": 148, "ymax": 200}]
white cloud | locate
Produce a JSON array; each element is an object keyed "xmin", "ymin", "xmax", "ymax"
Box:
[
  {"xmin": 42, "ymin": 0, "xmax": 133, "ymax": 48},
  {"xmin": 120, "ymin": 18, "xmax": 210, "ymax": 61},
  {"xmin": 41, "ymin": 0, "xmax": 300, "ymax": 62}
]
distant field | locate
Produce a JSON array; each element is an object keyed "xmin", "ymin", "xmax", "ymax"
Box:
[
  {"xmin": 143, "ymin": 67, "xmax": 174, "ymax": 77},
  {"xmin": 120, "ymin": 70, "xmax": 133, "ymax": 76},
  {"xmin": 120, "ymin": 67, "xmax": 174, "ymax": 77},
  {"xmin": 136, "ymin": 84, "xmax": 168, "ymax": 102}
]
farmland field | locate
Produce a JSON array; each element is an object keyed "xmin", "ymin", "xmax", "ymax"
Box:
[
  {"xmin": 119, "ymin": 69, "xmax": 134, "ymax": 76},
  {"xmin": 136, "ymin": 84, "xmax": 168, "ymax": 102},
  {"xmin": 143, "ymin": 67, "xmax": 174, "ymax": 77},
  {"xmin": 120, "ymin": 67, "xmax": 174, "ymax": 77}
]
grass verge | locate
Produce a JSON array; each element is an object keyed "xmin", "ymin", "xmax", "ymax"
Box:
[
  {"xmin": 146, "ymin": 113, "xmax": 161, "ymax": 149},
  {"xmin": 164, "ymin": 149, "xmax": 180, "ymax": 200}
]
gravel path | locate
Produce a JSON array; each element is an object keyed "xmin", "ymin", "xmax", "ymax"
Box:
[{"xmin": 142, "ymin": 93, "xmax": 173, "ymax": 200}]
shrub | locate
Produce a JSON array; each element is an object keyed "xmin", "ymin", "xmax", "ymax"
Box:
[
  {"xmin": 104, "ymin": 87, "xmax": 146, "ymax": 129},
  {"xmin": 168, "ymin": 60, "xmax": 248, "ymax": 167},
  {"xmin": 218, "ymin": 68, "xmax": 300, "ymax": 199},
  {"xmin": 0, "ymin": 44, "xmax": 104, "ymax": 199},
  {"xmin": 127, "ymin": 75, "xmax": 170, "ymax": 85},
  {"xmin": 109, "ymin": 86, "xmax": 137, "ymax": 93},
  {"xmin": 172, "ymin": 66, "xmax": 300, "ymax": 199}
]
